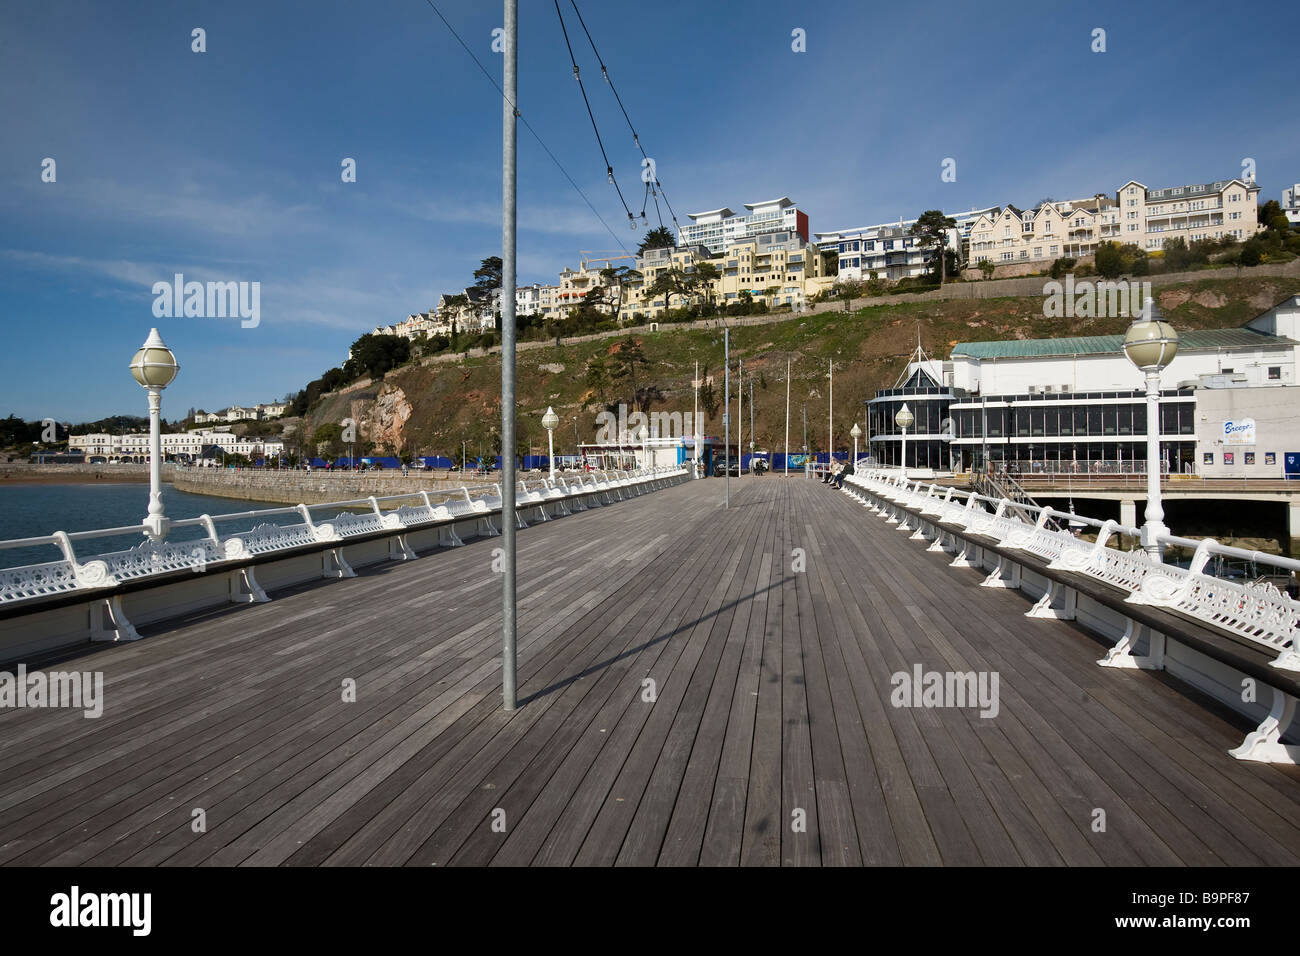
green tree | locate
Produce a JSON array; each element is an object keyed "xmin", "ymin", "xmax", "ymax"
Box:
[
  {"xmin": 1259, "ymin": 199, "xmax": 1283, "ymax": 228},
  {"xmin": 343, "ymin": 333, "xmax": 410, "ymax": 381},
  {"xmin": 637, "ymin": 226, "xmax": 676, "ymax": 254},
  {"xmin": 1094, "ymin": 241, "xmax": 1124, "ymax": 279},
  {"xmin": 698, "ymin": 366, "xmax": 719, "ymax": 420},
  {"xmin": 909, "ymin": 209, "xmax": 957, "ymax": 283},
  {"xmin": 473, "ymin": 256, "xmax": 503, "ymax": 290},
  {"xmin": 1049, "ymin": 257, "xmax": 1077, "ymax": 279},
  {"xmin": 978, "ymin": 259, "xmax": 995, "ymax": 279},
  {"xmin": 835, "ymin": 280, "xmax": 863, "ymax": 311},
  {"xmin": 693, "ymin": 262, "xmax": 721, "ymax": 307},
  {"xmin": 598, "ymin": 266, "xmax": 641, "ymax": 324},
  {"xmin": 311, "ymin": 423, "xmax": 344, "ymax": 456},
  {"xmin": 646, "ymin": 267, "xmax": 698, "ymax": 312},
  {"xmin": 609, "ymin": 336, "xmax": 652, "ymax": 412},
  {"xmin": 1163, "ymin": 237, "xmax": 1195, "ymax": 271},
  {"xmin": 1240, "ymin": 239, "xmax": 1263, "ymax": 266},
  {"xmin": 584, "ymin": 356, "xmax": 615, "ymax": 410}
]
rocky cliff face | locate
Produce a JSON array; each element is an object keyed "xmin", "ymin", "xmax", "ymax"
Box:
[{"xmin": 359, "ymin": 383, "xmax": 413, "ymax": 454}]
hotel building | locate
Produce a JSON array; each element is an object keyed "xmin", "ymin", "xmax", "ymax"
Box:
[
  {"xmin": 1282, "ymin": 183, "xmax": 1300, "ymax": 227},
  {"xmin": 818, "ymin": 206, "xmax": 1000, "ymax": 282},
  {"xmin": 678, "ymin": 198, "xmax": 809, "ymax": 254},
  {"xmin": 967, "ymin": 178, "xmax": 1261, "ymax": 273},
  {"xmin": 69, "ymin": 429, "xmax": 286, "ymax": 463}
]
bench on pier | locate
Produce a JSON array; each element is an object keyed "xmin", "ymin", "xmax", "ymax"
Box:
[{"xmin": 843, "ymin": 471, "xmax": 1300, "ymax": 765}]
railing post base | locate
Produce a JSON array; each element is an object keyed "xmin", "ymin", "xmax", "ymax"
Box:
[{"xmin": 90, "ymin": 595, "xmax": 142, "ymax": 643}]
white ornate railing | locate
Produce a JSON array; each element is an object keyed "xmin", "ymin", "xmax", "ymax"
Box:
[
  {"xmin": 0, "ymin": 466, "xmax": 687, "ymax": 608},
  {"xmin": 844, "ymin": 467, "xmax": 1300, "ymax": 672}
]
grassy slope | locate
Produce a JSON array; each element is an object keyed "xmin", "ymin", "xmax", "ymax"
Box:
[{"xmin": 303, "ymin": 275, "xmax": 1300, "ymax": 459}]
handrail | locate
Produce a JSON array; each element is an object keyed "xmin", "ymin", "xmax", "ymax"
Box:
[
  {"xmin": 845, "ymin": 467, "xmax": 1300, "ymax": 668},
  {"xmin": 0, "ymin": 466, "xmax": 687, "ymax": 605}
]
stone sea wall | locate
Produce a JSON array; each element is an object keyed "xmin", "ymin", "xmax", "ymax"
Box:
[{"xmin": 169, "ymin": 466, "xmax": 519, "ymax": 505}]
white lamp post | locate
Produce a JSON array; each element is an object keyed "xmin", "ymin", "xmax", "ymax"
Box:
[
  {"xmin": 1123, "ymin": 298, "xmax": 1179, "ymax": 560},
  {"xmin": 542, "ymin": 405, "xmax": 559, "ymax": 480},
  {"xmin": 895, "ymin": 403, "xmax": 914, "ymax": 474},
  {"xmin": 638, "ymin": 423, "xmax": 649, "ymax": 472},
  {"xmin": 850, "ymin": 421, "xmax": 862, "ymax": 467},
  {"xmin": 129, "ymin": 328, "xmax": 179, "ymax": 540}
]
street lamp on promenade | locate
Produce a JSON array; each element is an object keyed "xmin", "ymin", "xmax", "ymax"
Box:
[
  {"xmin": 129, "ymin": 328, "xmax": 179, "ymax": 540},
  {"xmin": 850, "ymin": 422, "xmax": 862, "ymax": 467},
  {"xmin": 895, "ymin": 403, "xmax": 914, "ymax": 474},
  {"xmin": 542, "ymin": 406, "xmax": 559, "ymax": 480},
  {"xmin": 638, "ymin": 423, "xmax": 649, "ymax": 472},
  {"xmin": 1123, "ymin": 298, "xmax": 1179, "ymax": 561}
]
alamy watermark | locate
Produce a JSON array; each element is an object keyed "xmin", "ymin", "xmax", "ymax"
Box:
[
  {"xmin": 152, "ymin": 272, "xmax": 260, "ymax": 328},
  {"xmin": 0, "ymin": 664, "xmax": 103, "ymax": 718},
  {"xmin": 50, "ymin": 886, "xmax": 150, "ymax": 936},
  {"xmin": 1042, "ymin": 276, "xmax": 1150, "ymax": 319},
  {"xmin": 594, "ymin": 404, "xmax": 701, "ymax": 445},
  {"xmin": 890, "ymin": 664, "xmax": 999, "ymax": 718}
]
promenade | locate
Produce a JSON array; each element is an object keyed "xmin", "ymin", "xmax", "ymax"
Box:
[{"xmin": 1, "ymin": 477, "xmax": 1298, "ymax": 865}]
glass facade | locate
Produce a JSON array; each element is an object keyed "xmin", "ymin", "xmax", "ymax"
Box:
[
  {"xmin": 867, "ymin": 382, "xmax": 1199, "ymax": 473},
  {"xmin": 867, "ymin": 385, "xmax": 954, "ymax": 469},
  {"xmin": 948, "ymin": 389, "xmax": 1197, "ymax": 472}
]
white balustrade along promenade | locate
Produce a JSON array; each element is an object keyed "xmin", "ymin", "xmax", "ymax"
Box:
[
  {"xmin": 0, "ymin": 466, "xmax": 688, "ymax": 660},
  {"xmin": 842, "ymin": 466, "xmax": 1300, "ymax": 765}
]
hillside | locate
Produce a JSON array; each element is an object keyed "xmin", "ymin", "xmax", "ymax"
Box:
[{"xmin": 291, "ymin": 274, "xmax": 1300, "ymax": 461}]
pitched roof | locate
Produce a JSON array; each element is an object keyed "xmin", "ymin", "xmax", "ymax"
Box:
[{"xmin": 951, "ymin": 327, "xmax": 1294, "ymax": 360}]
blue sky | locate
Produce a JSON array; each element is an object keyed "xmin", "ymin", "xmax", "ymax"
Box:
[{"xmin": 1, "ymin": 0, "xmax": 1295, "ymax": 422}]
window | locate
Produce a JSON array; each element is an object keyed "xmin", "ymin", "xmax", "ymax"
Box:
[{"xmin": 1269, "ymin": 366, "xmax": 1281, "ymax": 380}]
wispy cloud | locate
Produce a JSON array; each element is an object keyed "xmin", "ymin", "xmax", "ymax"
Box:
[{"xmin": 398, "ymin": 195, "xmax": 615, "ymax": 237}]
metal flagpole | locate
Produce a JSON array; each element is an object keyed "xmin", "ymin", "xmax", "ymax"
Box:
[
  {"xmin": 724, "ymin": 328, "xmax": 730, "ymax": 507},
  {"xmin": 500, "ymin": 0, "xmax": 518, "ymax": 711},
  {"xmin": 737, "ymin": 357, "xmax": 743, "ymax": 475},
  {"xmin": 784, "ymin": 358, "xmax": 790, "ymax": 477},
  {"xmin": 693, "ymin": 360, "xmax": 699, "ymax": 476}
]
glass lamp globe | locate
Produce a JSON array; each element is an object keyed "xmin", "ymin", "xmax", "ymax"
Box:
[
  {"xmin": 1123, "ymin": 298, "xmax": 1179, "ymax": 371},
  {"xmin": 541, "ymin": 406, "xmax": 559, "ymax": 431},
  {"xmin": 850, "ymin": 422, "xmax": 862, "ymax": 439},
  {"xmin": 895, "ymin": 403, "xmax": 915, "ymax": 429},
  {"xmin": 129, "ymin": 328, "xmax": 179, "ymax": 388}
]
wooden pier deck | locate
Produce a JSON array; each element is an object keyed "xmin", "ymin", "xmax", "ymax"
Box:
[{"xmin": 2, "ymin": 476, "xmax": 1299, "ymax": 866}]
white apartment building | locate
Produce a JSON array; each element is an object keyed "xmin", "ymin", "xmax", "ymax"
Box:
[
  {"xmin": 968, "ymin": 178, "xmax": 1260, "ymax": 270},
  {"xmin": 1282, "ymin": 184, "xmax": 1300, "ymax": 227},
  {"xmin": 679, "ymin": 198, "xmax": 809, "ymax": 253},
  {"xmin": 628, "ymin": 243, "xmax": 713, "ymax": 318},
  {"xmin": 817, "ymin": 206, "xmax": 1000, "ymax": 282},
  {"xmin": 69, "ymin": 429, "xmax": 286, "ymax": 462},
  {"xmin": 1134, "ymin": 178, "xmax": 1260, "ymax": 250},
  {"xmin": 968, "ymin": 195, "xmax": 1121, "ymax": 267},
  {"xmin": 555, "ymin": 260, "xmax": 621, "ymax": 318},
  {"xmin": 194, "ymin": 402, "xmax": 288, "ymax": 424}
]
